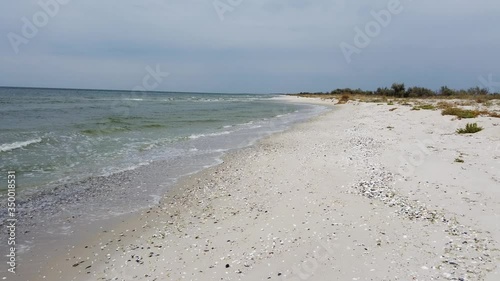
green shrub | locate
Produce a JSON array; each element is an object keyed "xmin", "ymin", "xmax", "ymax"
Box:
[
  {"xmin": 456, "ymin": 123, "xmax": 483, "ymax": 134},
  {"xmin": 442, "ymin": 108, "xmax": 480, "ymax": 119},
  {"xmin": 392, "ymin": 83, "xmax": 406, "ymax": 98},
  {"xmin": 419, "ymin": 104, "xmax": 436, "ymax": 110},
  {"xmin": 412, "ymin": 104, "xmax": 436, "ymax": 111},
  {"xmin": 406, "ymin": 87, "xmax": 436, "ymax": 97},
  {"xmin": 440, "ymin": 86, "xmax": 455, "ymax": 96},
  {"xmin": 454, "ymin": 158, "xmax": 464, "ymax": 163}
]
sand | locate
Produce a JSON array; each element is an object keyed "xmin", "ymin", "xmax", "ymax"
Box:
[{"xmin": 33, "ymin": 96, "xmax": 500, "ymax": 281}]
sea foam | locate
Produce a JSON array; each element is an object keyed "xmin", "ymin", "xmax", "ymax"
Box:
[{"xmin": 0, "ymin": 138, "xmax": 42, "ymax": 152}]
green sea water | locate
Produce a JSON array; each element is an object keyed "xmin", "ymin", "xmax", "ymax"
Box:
[{"xmin": 0, "ymin": 87, "xmax": 323, "ymax": 194}]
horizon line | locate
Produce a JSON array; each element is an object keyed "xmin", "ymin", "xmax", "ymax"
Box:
[{"xmin": 0, "ymin": 85, "xmax": 286, "ymax": 95}]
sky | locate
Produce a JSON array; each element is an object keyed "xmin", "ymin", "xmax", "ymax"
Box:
[{"xmin": 1, "ymin": 0, "xmax": 499, "ymax": 93}]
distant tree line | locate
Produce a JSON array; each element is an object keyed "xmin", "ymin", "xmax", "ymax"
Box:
[{"xmin": 293, "ymin": 83, "xmax": 498, "ymax": 98}]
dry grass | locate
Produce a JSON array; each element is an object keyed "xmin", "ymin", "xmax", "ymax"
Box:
[
  {"xmin": 436, "ymin": 101, "xmax": 455, "ymax": 109},
  {"xmin": 337, "ymin": 94, "xmax": 350, "ymax": 104},
  {"xmin": 455, "ymin": 100, "xmax": 477, "ymax": 107},
  {"xmin": 487, "ymin": 111, "xmax": 500, "ymax": 118},
  {"xmin": 442, "ymin": 107, "xmax": 480, "ymax": 119},
  {"xmin": 397, "ymin": 100, "xmax": 412, "ymax": 106}
]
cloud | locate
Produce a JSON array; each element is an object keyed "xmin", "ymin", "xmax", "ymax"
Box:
[{"xmin": 1, "ymin": 0, "xmax": 499, "ymax": 92}]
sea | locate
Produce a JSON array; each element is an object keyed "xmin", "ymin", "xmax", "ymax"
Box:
[{"xmin": 0, "ymin": 87, "xmax": 326, "ymax": 227}]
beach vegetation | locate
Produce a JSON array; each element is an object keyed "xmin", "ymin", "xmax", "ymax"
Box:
[
  {"xmin": 455, "ymin": 100, "xmax": 476, "ymax": 106},
  {"xmin": 290, "ymin": 83, "xmax": 499, "ymax": 100},
  {"xmin": 436, "ymin": 101, "xmax": 454, "ymax": 109},
  {"xmin": 412, "ymin": 104, "xmax": 436, "ymax": 111},
  {"xmin": 456, "ymin": 123, "xmax": 483, "ymax": 134},
  {"xmin": 418, "ymin": 104, "xmax": 436, "ymax": 110},
  {"xmin": 439, "ymin": 86, "xmax": 455, "ymax": 96},
  {"xmin": 486, "ymin": 111, "xmax": 500, "ymax": 118},
  {"xmin": 398, "ymin": 100, "xmax": 412, "ymax": 106},
  {"xmin": 406, "ymin": 87, "xmax": 435, "ymax": 97},
  {"xmin": 483, "ymin": 101, "xmax": 493, "ymax": 107},
  {"xmin": 391, "ymin": 83, "xmax": 406, "ymax": 98},
  {"xmin": 337, "ymin": 94, "xmax": 350, "ymax": 104},
  {"xmin": 442, "ymin": 108, "xmax": 480, "ymax": 119}
]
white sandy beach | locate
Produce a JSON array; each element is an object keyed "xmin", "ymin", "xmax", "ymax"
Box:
[{"xmin": 31, "ymin": 96, "xmax": 500, "ymax": 281}]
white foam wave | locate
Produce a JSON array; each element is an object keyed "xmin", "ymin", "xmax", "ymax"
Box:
[
  {"xmin": 188, "ymin": 131, "xmax": 231, "ymax": 140},
  {"xmin": 275, "ymin": 113, "xmax": 292, "ymax": 118},
  {"xmin": 0, "ymin": 138, "xmax": 42, "ymax": 152}
]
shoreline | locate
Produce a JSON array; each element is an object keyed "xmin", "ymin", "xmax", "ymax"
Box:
[
  {"xmin": 2, "ymin": 97, "xmax": 328, "ymax": 280},
  {"xmin": 11, "ymin": 96, "xmax": 500, "ymax": 281}
]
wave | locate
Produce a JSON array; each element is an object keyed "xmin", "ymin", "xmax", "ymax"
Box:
[
  {"xmin": 80, "ymin": 127, "xmax": 131, "ymax": 135},
  {"xmin": 85, "ymin": 98, "xmax": 144, "ymax": 102},
  {"xmin": 188, "ymin": 131, "xmax": 231, "ymax": 140},
  {"xmin": 158, "ymin": 97, "xmax": 265, "ymax": 103},
  {"xmin": 0, "ymin": 138, "xmax": 42, "ymax": 152},
  {"xmin": 143, "ymin": 124, "xmax": 166, "ymax": 128},
  {"xmin": 80, "ymin": 122, "xmax": 166, "ymax": 135},
  {"xmin": 171, "ymin": 119, "xmax": 223, "ymax": 124}
]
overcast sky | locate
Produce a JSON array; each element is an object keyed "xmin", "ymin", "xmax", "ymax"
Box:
[{"xmin": 1, "ymin": 0, "xmax": 499, "ymax": 93}]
